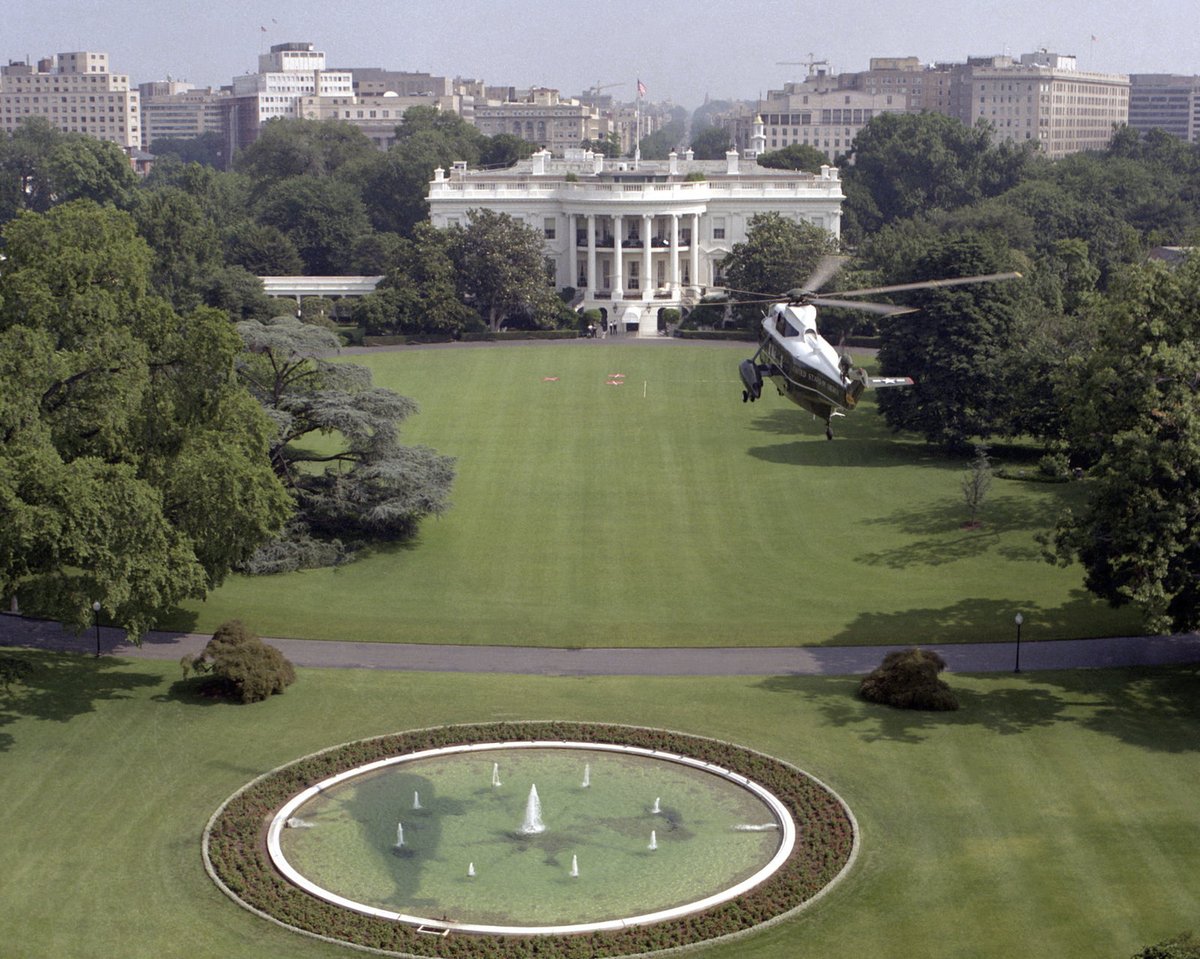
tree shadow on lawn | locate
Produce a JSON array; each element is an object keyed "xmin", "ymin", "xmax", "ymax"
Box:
[
  {"xmin": 755, "ymin": 674, "xmax": 1072, "ymax": 745},
  {"xmin": 755, "ymin": 665, "xmax": 1200, "ymax": 752},
  {"xmin": 824, "ymin": 594, "xmax": 1138, "ymax": 647},
  {"xmin": 853, "ymin": 494, "xmax": 1061, "ymax": 568},
  {"xmin": 0, "ymin": 650, "xmax": 162, "ymax": 752}
]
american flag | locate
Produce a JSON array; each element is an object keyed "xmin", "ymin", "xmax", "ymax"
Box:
[{"xmin": 637, "ymin": 79, "xmax": 647, "ymax": 98}]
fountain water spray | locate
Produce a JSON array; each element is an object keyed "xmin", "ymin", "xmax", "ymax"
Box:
[
  {"xmin": 520, "ymin": 784, "xmax": 545, "ymax": 835},
  {"xmin": 569, "ymin": 854, "xmax": 579, "ymax": 877},
  {"xmin": 491, "ymin": 762, "xmax": 501, "ymax": 788},
  {"xmin": 651, "ymin": 797, "xmax": 661, "ymax": 815},
  {"xmin": 412, "ymin": 791, "xmax": 421, "ymax": 810},
  {"xmin": 649, "ymin": 830, "xmax": 657, "ymax": 851},
  {"xmin": 394, "ymin": 822, "xmax": 404, "ymax": 848},
  {"xmin": 581, "ymin": 763, "xmax": 590, "ymax": 788},
  {"xmin": 467, "ymin": 862, "xmax": 476, "ymax": 877}
]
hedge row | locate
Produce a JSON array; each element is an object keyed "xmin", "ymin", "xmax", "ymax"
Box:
[{"xmin": 204, "ymin": 723, "xmax": 856, "ymax": 958}]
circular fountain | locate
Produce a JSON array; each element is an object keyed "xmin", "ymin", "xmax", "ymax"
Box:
[
  {"xmin": 269, "ymin": 742, "xmax": 795, "ymax": 934},
  {"xmin": 205, "ymin": 724, "xmax": 858, "ymax": 957}
]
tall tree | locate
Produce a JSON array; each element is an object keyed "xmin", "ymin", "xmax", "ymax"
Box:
[
  {"xmin": 131, "ymin": 185, "xmax": 224, "ymax": 310},
  {"xmin": 843, "ymin": 112, "xmax": 1030, "ymax": 239},
  {"xmin": 718, "ymin": 212, "xmax": 839, "ymax": 327},
  {"xmin": 0, "ymin": 201, "xmax": 290, "ymax": 637},
  {"xmin": 235, "ymin": 317, "xmax": 455, "ymax": 569},
  {"xmin": 1049, "ymin": 256, "xmax": 1200, "ymax": 633},
  {"xmin": 234, "ymin": 118, "xmax": 377, "ymax": 186},
  {"xmin": 874, "ymin": 234, "xmax": 1027, "ymax": 450},
  {"xmin": 756, "ymin": 143, "xmax": 829, "ymax": 173},
  {"xmin": 689, "ymin": 126, "xmax": 732, "ymax": 160},
  {"xmin": 254, "ymin": 176, "xmax": 373, "ymax": 275},
  {"xmin": 446, "ymin": 209, "xmax": 560, "ymax": 331}
]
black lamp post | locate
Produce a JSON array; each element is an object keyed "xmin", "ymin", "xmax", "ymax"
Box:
[
  {"xmin": 92, "ymin": 601, "xmax": 102, "ymax": 658},
  {"xmin": 1013, "ymin": 612, "xmax": 1024, "ymax": 673}
]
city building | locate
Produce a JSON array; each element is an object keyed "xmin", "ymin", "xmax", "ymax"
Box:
[
  {"xmin": 472, "ymin": 88, "xmax": 601, "ymax": 155},
  {"xmin": 1129, "ymin": 74, "xmax": 1200, "ymax": 143},
  {"xmin": 428, "ymin": 148, "xmax": 844, "ymax": 334},
  {"xmin": 138, "ymin": 81, "xmax": 227, "ymax": 150},
  {"xmin": 965, "ymin": 51, "xmax": 1129, "ymax": 158},
  {"xmin": 0, "ymin": 51, "xmax": 141, "ymax": 150},
  {"xmin": 726, "ymin": 63, "xmax": 911, "ymax": 163},
  {"xmin": 225, "ymin": 41, "xmax": 353, "ymax": 152},
  {"xmin": 298, "ymin": 91, "xmax": 469, "ymax": 150}
]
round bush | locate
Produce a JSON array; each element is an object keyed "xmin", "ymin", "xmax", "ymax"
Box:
[{"xmin": 859, "ymin": 647, "xmax": 960, "ymax": 711}]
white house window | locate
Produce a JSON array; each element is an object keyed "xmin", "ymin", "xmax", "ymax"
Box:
[
  {"xmin": 712, "ymin": 217, "xmax": 726, "ymax": 240},
  {"xmin": 543, "ymin": 217, "xmax": 556, "ymax": 239}
]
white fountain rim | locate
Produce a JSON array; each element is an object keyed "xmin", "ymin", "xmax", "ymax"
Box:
[{"xmin": 267, "ymin": 740, "xmax": 798, "ymax": 937}]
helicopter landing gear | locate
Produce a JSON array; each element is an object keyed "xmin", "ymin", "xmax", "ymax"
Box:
[{"xmin": 826, "ymin": 424, "xmax": 834, "ymax": 440}]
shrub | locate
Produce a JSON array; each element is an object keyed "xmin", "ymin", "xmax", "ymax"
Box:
[
  {"xmin": 859, "ymin": 647, "xmax": 959, "ymax": 711},
  {"xmin": 185, "ymin": 620, "xmax": 296, "ymax": 703},
  {"xmin": 1131, "ymin": 932, "xmax": 1200, "ymax": 959}
]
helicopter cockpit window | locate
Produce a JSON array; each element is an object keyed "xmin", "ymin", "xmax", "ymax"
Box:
[{"xmin": 775, "ymin": 315, "xmax": 800, "ymax": 337}]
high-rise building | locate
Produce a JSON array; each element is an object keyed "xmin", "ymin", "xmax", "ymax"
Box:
[
  {"xmin": 227, "ymin": 41, "xmax": 353, "ymax": 145},
  {"xmin": 1129, "ymin": 74, "xmax": 1200, "ymax": 143},
  {"xmin": 0, "ymin": 51, "xmax": 141, "ymax": 150},
  {"xmin": 966, "ymin": 52, "xmax": 1129, "ymax": 158},
  {"xmin": 139, "ymin": 81, "xmax": 227, "ymax": 150}
]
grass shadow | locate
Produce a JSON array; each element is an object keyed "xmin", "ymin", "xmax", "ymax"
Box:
[{"xmin": 0, "ymin": 650, "xmax": 162, "ymax": 752}]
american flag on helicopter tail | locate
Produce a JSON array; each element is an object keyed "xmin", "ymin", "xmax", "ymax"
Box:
[{"xmin": 637, "ymin": 79, "xmax": 647, "ymax": 97}]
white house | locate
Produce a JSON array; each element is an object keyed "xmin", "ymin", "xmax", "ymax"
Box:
[{"xmin": 428, "ymin": 147, "xmax": 844, "ymax": 335}]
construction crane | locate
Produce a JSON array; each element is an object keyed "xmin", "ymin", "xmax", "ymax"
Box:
[
  {"xmin": 776, "ymin": 55, "xmax": 829, "ymax": 77},
  {"xmin": 584, "ymin": 81, "xmax": 627, "ymax": 100}
]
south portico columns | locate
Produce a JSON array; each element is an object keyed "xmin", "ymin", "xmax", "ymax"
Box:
[
  {"xmin": 613, "ymin": 214, "xmax": 623, "ymax": 302},
  {"xmin": 586, "ymin": 214, "xmax": 596, "ymax": 300},
  {"xmin": 642, "ymin": 214, "xmax": 653, "ymax": 300},
  {"xmin": 669, "ymin": 214, "xmax": 680, "ymax": 294},
  {"xmin": 690, "ymin": 213, "xmax": 700, "ymax": 291}
]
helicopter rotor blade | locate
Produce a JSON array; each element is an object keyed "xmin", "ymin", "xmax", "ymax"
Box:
[
  {"xmin": 800, "ymin": 255, "xmax": 848, "ymax": 295},
  {"xmin": 823, "ymin": 271, "xmax": 1023, "ymax": 300},
  {"xmin": 807, "ymin": 296, "xmax": 919, "ymax": 316}
]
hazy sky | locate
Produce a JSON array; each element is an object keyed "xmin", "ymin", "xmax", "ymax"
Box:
[{"xmin": 8, "ymin": 0, "xmax": 1199, "ymax": 108}]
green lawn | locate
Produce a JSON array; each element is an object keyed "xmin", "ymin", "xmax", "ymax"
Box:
[
  {"xmin": 0, "ymin": 653, "xmax": 1196, "ymax": 959},
  {"xmin": 165, "ymin": 342, "xmax": 1140, "ymax": 646}
]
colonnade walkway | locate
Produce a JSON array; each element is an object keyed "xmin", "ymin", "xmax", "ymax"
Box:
[{"xmin": 3, "ymin": 613, "xmax": 1198, "ymax": 677}]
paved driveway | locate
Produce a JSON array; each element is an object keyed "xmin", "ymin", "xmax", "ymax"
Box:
[{"xmin": 3, "ymin": 613, "xmax": 1198, "ymax": 676}]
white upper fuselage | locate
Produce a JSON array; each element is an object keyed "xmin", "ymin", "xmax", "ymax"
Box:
[{"xmin": 762, "ymin": 303, "xmax": 844, "ymax": 387}]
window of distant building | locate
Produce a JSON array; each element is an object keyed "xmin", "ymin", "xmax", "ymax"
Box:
[{"xmin": 712, "ymin": 217, "xmax": 726, "ymax": 240}]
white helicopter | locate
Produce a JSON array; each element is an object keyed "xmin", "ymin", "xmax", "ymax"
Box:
[{"xmin": 733, "ymin": 257, "xmax": 1022, "ymax": 439}]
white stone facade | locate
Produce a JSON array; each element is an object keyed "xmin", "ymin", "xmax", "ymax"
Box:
[
  {"xmin": 230, "ymin": 42, "xmax": 353, "ymax": 125},
  {"xmin": 428, "ymin": 150, "xmax": 844, "ymax": 334}
]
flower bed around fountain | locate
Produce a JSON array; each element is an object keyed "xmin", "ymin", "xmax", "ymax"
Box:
[{"xmin": 204, "ymin": 723, "xmax": 858, "ymax": 958}]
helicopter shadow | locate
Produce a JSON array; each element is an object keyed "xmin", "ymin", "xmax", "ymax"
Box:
[{"xmin": 744, "ymin": 408, "xmax": 952, "ymax": 469}]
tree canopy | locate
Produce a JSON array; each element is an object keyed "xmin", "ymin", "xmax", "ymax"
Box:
[
  {"xmin": 446, "ymin": 208, "xmax": 562, "ymax": 331},
  {"xmin": 0, "ymin": 201, "xmax": 290, "ymax": 637},
  {"xmin": 1047, "ymin": 255, "xmax": 1200, "ymax": 633},
  {"xmin": 235, "ymin": 316, "xmax": 455, "ymax": 571}
]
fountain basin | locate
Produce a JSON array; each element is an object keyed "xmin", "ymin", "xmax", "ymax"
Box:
[{"xmin": 268, "ymin": 741, "xmax": 796, "ymax": 935}]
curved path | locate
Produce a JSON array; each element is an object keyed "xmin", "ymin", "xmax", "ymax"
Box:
[{"xmin": 2, "ymin": 613, "xmax": 1198, "ymax": 676}]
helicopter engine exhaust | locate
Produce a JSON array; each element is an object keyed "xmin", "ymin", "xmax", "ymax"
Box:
[{"xmin": 739, "ymin": 359, "xmax": 763, "ymax": 403}]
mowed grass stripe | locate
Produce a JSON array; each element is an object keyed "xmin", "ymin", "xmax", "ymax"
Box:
[{"xmin": 165, "ymin": 343, "xmax": 1144, "ymax": 646}]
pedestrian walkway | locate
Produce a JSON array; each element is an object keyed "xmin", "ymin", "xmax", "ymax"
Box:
[{"xmin": 2, "ymin": 613, "xmax": 1198, "ymax": 676}]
